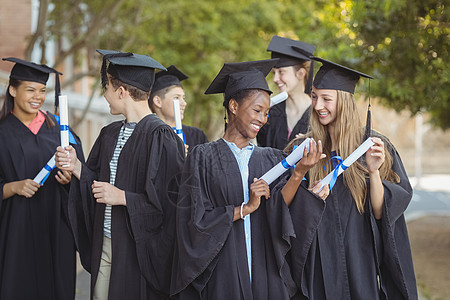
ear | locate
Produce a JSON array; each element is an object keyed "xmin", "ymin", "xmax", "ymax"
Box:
[
  {"xmin": 152, "ymin": 95, "xmax": 163, "ymax": 109},
  {"xmin": 229, "ymin": 98, "xmax": 239, "ymax": 115},
  {"xmin": 118, "ymin": 86, "xmax": 128, "ymax": 99},
  {"xmin": 9, "ymin": 85, "xmax": 17, "ymax": 98},
  {"xmin": 295, "ymin": 67, "xmax": 306, "ymax": 80}
]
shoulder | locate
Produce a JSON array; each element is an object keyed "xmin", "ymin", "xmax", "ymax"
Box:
[
  {"xmin": 183, "ymin": 124, "xmax": 206, "ymax": 135},
  {"xmin": 269, "ymin": 101, "xmax": 286, "ymax": 116},
  {"xmin": 253, "ymin": 145, "xmax": 286, "ymax": 162}
]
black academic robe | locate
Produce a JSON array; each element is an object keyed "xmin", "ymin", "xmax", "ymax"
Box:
[
  {"xmin": 289, "ymin": 135, "xmax": 417, "ymax": 300},
  {"xmin": 182, "ymin": 124, "xmax": 208, "ymax": 151},
  {"xmin": 171, "ymin": 139, "xmax": 297, "ymax": 300},
  {"xmin": 69, "ymin": 114, "xmax": 184, "ymax": 300},
  {"xmin": 0, "ymin": 112, "xmax": 84, "ymax": 300},
  {"xmin": 257, "ymin": 102, "xmax": 311, "ymax": 150}
]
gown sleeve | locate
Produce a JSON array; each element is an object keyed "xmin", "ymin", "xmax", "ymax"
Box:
[
  {"xmin": 124, "ymin": 126, "xmax": 185, "ymax": 295},
  {"xmin": 67, "ymin": 127, "xmax": 105, "ymax": 272},
  {"xmin": 370, "ymin": 138, "xmax": 418, "ymax": 299},
  {"xmin": 171, "ymin": 144, "xmax": 235, "ymax": 295}
]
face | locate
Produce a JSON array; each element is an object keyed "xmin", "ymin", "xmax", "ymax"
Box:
[
  {"xmin": 272, "ymin": 66, "xmax": 304, "ymax": 94},
  {"xmin": 103, "ymin": 75, "xmax": 122, "ymax": 115},
  {"xmin": 311, "ymin": 87, "xmax": 338, "ymax": 126},
  {"xmin": 229, "ymin": 90, "xmax": 270, "ymax": 140},
  {"xmin": 159, "ymin": 86, "xmax": 186, "ymax": 120},
  {"xmin": 10, "ymin": 81, "xmax": 46, "ymax": 116}
]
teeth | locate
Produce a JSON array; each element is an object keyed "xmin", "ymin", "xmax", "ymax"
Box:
[{"xmin": 251, "ymin": 124, "xmax": 260, "ymax": 130}]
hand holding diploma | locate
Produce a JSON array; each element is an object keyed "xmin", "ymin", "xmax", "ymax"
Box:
[
  {"xmin": 173, "ymin": 99, "xmax": 186, "ymax": 144},
  {"xmin": 55, "ymin": 145, "xmax": 82, "ymax": 180},
  {"xmin": 318, "ymin": 137, "xmax": 375, "ymax": 191},
  {"xmin": 59, "ymin": 95, "xmax": 70, "ymax": 167},
  {"xmin": 260, "ymin": 138, "xmax": 311, "ymax": 185}
]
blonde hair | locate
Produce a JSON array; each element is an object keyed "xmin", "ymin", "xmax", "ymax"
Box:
[{"xmin": 307, "ymin": 90, "xmax": 399, "ymax": 213}]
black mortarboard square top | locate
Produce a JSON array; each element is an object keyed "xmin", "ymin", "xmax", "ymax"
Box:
[
  {"xmin": 311, "ymin": 56, "xmax": 373, "ymax": 94},
  {"xmin": 2, "ymin": 57, "xmax": 62, "ymax": 84},
  {"xmin": 97, "ymin": 49, "xmax": 166, "ymax": 92},
  {"xmin": 152, "ymin": 65, "xmax": 188, "ymax": 93},
  {"xmin": 204, "ymin": 59, "xmax": 279, "ymax": 101},
  {"xmin": 3, "ymin": 57, "xmax": 63, "ymax": 109},
  {"xmin": 267, "ymin": 36, "xmax": 316, "ymax": 68}
]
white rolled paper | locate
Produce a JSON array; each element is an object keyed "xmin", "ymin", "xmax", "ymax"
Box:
[
  {"xmin": 260, "ymin": 138, "xmax": 311, "ymax": 185},
  {"xmin": 270, "ymin": 91, "xmax": 288, "ymax": 107},
  {"xmin": 172, "ymin": 99, "xmax": 185, "ymax": 143},
  {"xmin": 59, "ymin": 95, "xmax": 69, "ymax": 148},
  {"xmin": 319, "ymin": 137, "xmax": 375, "ymax": 190},
  {"xmin": 33, "ymin": 155, "xmax": 56, "ymax": 184}
]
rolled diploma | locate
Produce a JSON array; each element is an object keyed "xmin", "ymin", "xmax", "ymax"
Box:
[
  {"xmin": 173, "ymin": 100, "xmax": 185, "ymax": 143},
  {"xmin": 319, "ymin": 137, "xmax": 375, "ymax": 189},
  {"xmin": 59, "ymin": 95, "xmax": 69, "ymax": 148},
  {"xmin": 260, "ymin": 138, "xmax": 311, "ymax": 185},
  {"xmin": 270, "ymin": 91, "xmax": 288, "ymax": 107},
  {"xmin": 33, "ymin": 155, "xmax": 56, "ymax": 184}
]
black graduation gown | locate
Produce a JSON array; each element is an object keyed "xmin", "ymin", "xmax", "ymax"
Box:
[
  {"xmin": 68, "ymin": 114, "xmax": 184, "ymax": 300},
  {"xmin": 171, "ymin": 139, "xmax": 297, "ymax": 300},
  {"xmin": 257, "ymin": 102, "xmax": 311, "ymax": 150},
  {"xmin": 0, "ymin": 112, "xmax": 84, "ymax": 300},
  {"xmin": 289, "ymin": 135, "xmax": 417, "ymax": 300},
  {"xmin": 182, "ymin": 125, "xmax": 208, "ymax": 151}
]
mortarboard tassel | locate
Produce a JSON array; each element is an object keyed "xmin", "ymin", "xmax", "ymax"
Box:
[
  {"xmin": 54, "ymin": 73, "xmax": 61, "ymax": 114},
  {"xmin": 100, "ymin": 52, "xmax": 133, "ymax": 89},
  {"xmin": 364, "ymin": 79, "xmax": 372, "ymax": 139}
]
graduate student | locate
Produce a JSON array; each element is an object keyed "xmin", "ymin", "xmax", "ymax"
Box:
[
  {"xmin": 149, "ymin": 65, "xmax": 208, "ymax": 153},
  {"xmin": 55, "ymin": 50, "xmax": 185, "ymax": 300},
  {"xmin": 257, "ymin": 35, "xmax": 316, "ymax": 150},
  {"xmin": 288, "ymin": 57, "xmax": 417, "ymax": 299},
  {"xmin": 171, "ymin": 59, "xmax": 325, "ymax": 300},
  {"xmin": 0, "ymin": 57, "xmax": 84, "ymax": 300}
]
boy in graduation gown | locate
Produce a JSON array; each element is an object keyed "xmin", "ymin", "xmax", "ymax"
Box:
[
  {"xmin": 0, "ymin": 57, "xmax": 84, "ymax": 300},
  {"xmin": 55, "ymin": 50, "xmax": 185, "ymax": 300},
  {"xmin": 257, "ymin": 36, "xmax": 316, "ymax": 150},
  {"xmin": 149, "ymin": 65, "xmax": 208, "ymax": 154},
  {"xmin": 288, "ymin": 57, "xmax": 417, "ymax": 299}
]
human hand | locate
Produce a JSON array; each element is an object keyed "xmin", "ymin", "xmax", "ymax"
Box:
[
  {"xmin": 246, "ymin": 178, "xmax": 270, "ymax": 213},
  {"xmin": 11, "ymin": 179, "xmax": 40, "ymax": 198},
  {"xmin": 92, "ymin": 180, "xmax": 126, "ymax": 206},
  {"xmin": 309, "ymin": 180, "xmax": 330, "ymax": 200},
  {"xmin": 366, "ymin": 137, "xmax": 385, "ymax": 174},
  {"xmin": 293, "ymin": 139, "xmax": 326, "ymax": 179},
  {"xmin": 55, "ymin": 170, "xmax": 72, "ymax": 185}
]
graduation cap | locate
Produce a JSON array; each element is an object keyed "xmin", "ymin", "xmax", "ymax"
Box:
[
  {"xmin": 205, "ymin": 59, "xmax": 279, "ymax": 101},
  {"xmin": 2, "ymin": 57, "xmax": 63, "ymax": 111},
  {"xmin": 97, "ymin": 49, "xmax": 166, "ymax": 92},
  {"xmin": 267, "ymin": 36, "xmax": 316, "ymax": 94},
  {"xmin": 311, "ymin": 56, "xmax": 374, "ymax": 138},
  {"xmin": 152, "ymin": 65, "xmax": 188, "ymax": 93}
]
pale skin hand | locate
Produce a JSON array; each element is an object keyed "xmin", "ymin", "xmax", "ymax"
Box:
[
  {"xmin": 2, "ymin": 179, "xmax": 40, "ymax": 199},
  {"xmin": 55, "ymin": 146, "xmax": 82, "ymax": 180},
  {"xmin": 281, "ymin": 139, "xmax": 328, "ymax": 206},
  {"xmin": 233, "ymin": 178, "xmax": 270, "ymax": 221},
  {"xmin": 92, "ymin": 180, "xmax": 126, "ymax": 206},
  {"xmin": 365, "ymin": 137, "xmax": 386, "ymax": 219}
]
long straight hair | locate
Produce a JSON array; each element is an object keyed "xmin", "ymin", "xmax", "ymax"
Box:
[
  {"xmin": 0, "ymin": 79, "xmax": 55, "ymax": 127},
  {"xmin": 308, "ymin": 90, "xmax": 399, "ymax": 213}
]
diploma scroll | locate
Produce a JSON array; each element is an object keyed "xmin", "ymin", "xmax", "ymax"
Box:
[
  {"xmin": 319, "ymin": 137, "xmax": 375, "ymax": 190},
  {"xmin": 260, "ymin": 138, "xmax": 311, "ymax": 185},
  {"xmin": 173, "ymin": 100, "xmax": 186, "ymax": 144},
  {"xmin": 33, "ymin": 155, "xmax": 56, "ymax": 185},
  {"xmin": 270, "ymin": 91, "xmax": 288, "ymax": 107},
  {"xmin": 59, "ymin": 95, "xmax": 69, "ymax": 148}
]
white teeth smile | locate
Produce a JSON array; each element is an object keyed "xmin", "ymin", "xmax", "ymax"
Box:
[
  {"xmin": 318, "ymin": 111, "xmax": 329, "ymax": 116},
  {"xmin": 30, "ymin": 102, "xmax": 40, "ymax": 107},
  {"xmin": 251, "ymin": 124, "xmax": 261, "ymax": 131}
]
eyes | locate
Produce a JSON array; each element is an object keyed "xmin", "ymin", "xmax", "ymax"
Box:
[{"xmin": 253, "ymin": 108, "xmax": 269, "ymax": 117}]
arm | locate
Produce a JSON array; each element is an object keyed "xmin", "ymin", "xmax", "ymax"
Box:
[
  {"xmin": 281, "ymin": 139, "xmax": 327, "ymax": 206},
  {"xmin": 2, "ymin": 179, "xmax": 40, "ymax": 199},
  {"xmin": 366, "ymin": 137, "xmax": 386, "ymax": 219}
]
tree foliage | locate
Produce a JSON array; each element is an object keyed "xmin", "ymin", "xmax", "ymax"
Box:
[{"xmin": 26, "ymin": 0, "xmax": 450, "ymax": 134}]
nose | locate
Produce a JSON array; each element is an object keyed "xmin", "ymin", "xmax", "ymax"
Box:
[
  {"xmin": 272, "ymin": 71, "xmax": 280, "ymax": 84},
  {"xmin": 313, "ymin": 97, "xmax": 324, "ymax": 110}
]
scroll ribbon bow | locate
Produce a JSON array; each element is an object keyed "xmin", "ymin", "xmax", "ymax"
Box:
[{"xmin": 323, "ymin": 155, "xmax": 348, "ymax": 190}]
